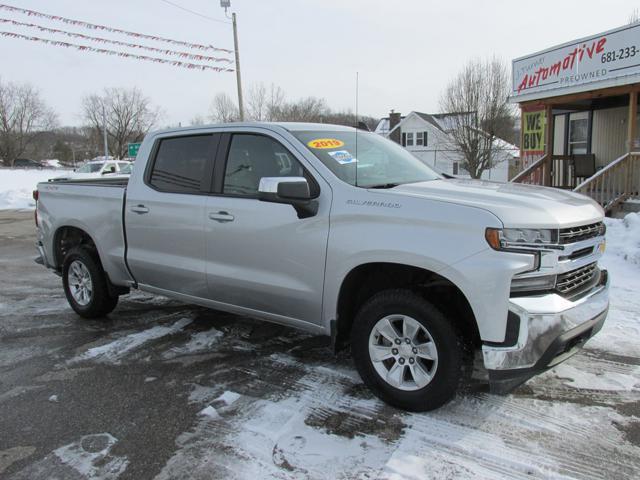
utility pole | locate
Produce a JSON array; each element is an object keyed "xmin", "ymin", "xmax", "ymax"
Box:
[
  {"xmin": 221, "ymin": 1, "xmax": 244, "ymax": 121},
  {"xmin": 102, "ymin": 103, "xmax": 109, "ymax": 160}
]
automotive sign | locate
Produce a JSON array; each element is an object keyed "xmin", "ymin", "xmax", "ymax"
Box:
[{"xmin": 512, "ymin": 23, "xmax": 640, "ymax": 99}]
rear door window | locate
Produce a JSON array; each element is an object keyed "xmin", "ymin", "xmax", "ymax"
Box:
[{"xmin": 149, "ymin": 135, "xmax": 214, "ymax": 193}]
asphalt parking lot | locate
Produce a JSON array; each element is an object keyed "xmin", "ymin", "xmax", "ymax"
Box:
[{"xmin": 0, "ymin": 210, "xmax": 639, "ymax": 480}]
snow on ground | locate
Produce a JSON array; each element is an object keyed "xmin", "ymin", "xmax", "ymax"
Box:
[
  {"xmin": 71, "ymin": 317, "xmax": 193, "ymax": 364},
  {"xmin": 162, "ymin": 327, "xmax": 224, "ymax": 359},
  {"xmin": 0, "ymin": 169, "xmax": 71, "ymax": 210},
  {"xmin": 585, "ymin": 213, "xmax": 640, "ymax": 356},
  {"xmin": 2, "ymin": 212, "xmax": 638, "ymax": 479},
  {"xmin": 12, "ymin": 433, "xmax": 129, "ymax": 480},
  {"xmin": 154, "ymin": 214, "xmax": 640, "ymax": 480},
  {"xmin": 53, "ymin": 433, "xmax": 128, "ymax": 479},
  {"xmin": 604, "ymin": 212, "xmax": 640, "ymax": 265}
]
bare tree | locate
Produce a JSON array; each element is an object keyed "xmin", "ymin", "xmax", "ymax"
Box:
[
  {"xmin": 82, "ymin": 87, "xmax": 160, "ymax": 159},
  {"xmin": 0, "ymin": 78, "xmax": 57, "ymax": 166},
  {"xmin": 322, "ymin": 110, "xmax": 379, "ymax": 131},
  {"xmin": 246, "ymin": 83, "xmax": 286, "ymax": 121},
  {"xmin": 629, "ymin": 9, "xmax": 639, "ymax": 24},
  {"xmin": 189, "ymin": 115, "xmax": 207, "ymax": 126},
  {"xmin": 439, "ymin": 57, "xmax": 515, "ymax": 179},
  {"xmin": 209, "ymin": 92, "xmax": 239, "ymax": 123},
  {"xmin": 208, "ymin": 83, "xmax": 376, "ymax": 127},
  {"xmin": 273, "ymin": 96, "xmax": 328, "ymax": 122}
]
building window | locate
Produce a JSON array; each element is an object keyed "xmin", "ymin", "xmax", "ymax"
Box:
[
  {"xmin": 452, "ymin": 162, "xmax": 459, "ymax": 175},
  {"xmin": 406, "ymin": 132, "xmax": 414, "ymax": 146},
  {"xmin": 568, "ymin": 112, "xmax": 589, "ymax": 155},
  {"xmin": 416, "ymin": 131, "xmax": 428, "ymax": 146}
]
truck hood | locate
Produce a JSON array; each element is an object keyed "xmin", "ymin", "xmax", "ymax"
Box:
[{"xmin": 388, "ymin": 179, "xmax": 604, "ymax": 228}]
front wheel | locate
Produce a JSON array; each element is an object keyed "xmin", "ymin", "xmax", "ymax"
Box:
[
  {"xmin": 62, "ymin": 247, "xmax": 118, "ymax": 318},
  {"xmin": 351, "ymin": 289, "xmax": 462, "ymax": 411}
]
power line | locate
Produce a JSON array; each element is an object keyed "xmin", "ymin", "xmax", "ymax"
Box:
[
  {"xmin": 158, "ymin": 0, "xmax": 231, "ymax": 24},
  {"xmin": 0, "ymin": 17, "xmax": 233, "ymax": 63},
  {"xmin": 0, "ymin": 3, "xmax": 233, "ymax": 53},
  {"xmin": 0, "ymin": 31, "xmax": 235, "ymax": 72}
]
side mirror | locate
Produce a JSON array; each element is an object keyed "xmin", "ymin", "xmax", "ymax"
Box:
[{"xmin": 258, "ymin": 177, "xmax": 318, "ymax": 218}]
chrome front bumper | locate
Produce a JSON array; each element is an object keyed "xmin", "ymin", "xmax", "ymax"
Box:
[{"xmin": 483, "ymin": 269, "xmax": 609, "ymax": 393}]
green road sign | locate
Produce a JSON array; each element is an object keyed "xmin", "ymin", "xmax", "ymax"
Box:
[{"xmin": 127, "ymin": 143, "xmax": 141, "ymax": 158}]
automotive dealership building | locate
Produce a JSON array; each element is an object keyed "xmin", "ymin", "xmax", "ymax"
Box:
[{"xmin": 510, "ymin": 22, "xmax": 640, "ymax": 214}]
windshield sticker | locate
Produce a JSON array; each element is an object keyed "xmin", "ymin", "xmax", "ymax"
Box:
[
  {"xmin": 327, "ymin": 150, "xmax": 358, "ymax": 165},
  {"xmin": 307, "ymin": 138, "xmax": 345, "ymax": 149}
]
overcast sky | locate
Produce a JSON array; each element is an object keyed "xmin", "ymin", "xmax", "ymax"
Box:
[{"xmin": 2, "ymin": 0, "xmax": 638, "ymax": 126}]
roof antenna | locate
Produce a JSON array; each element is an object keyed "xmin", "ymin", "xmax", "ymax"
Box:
[{"xmin": 355, "ymin": 71, "xmax": 359, "ymax": 187}]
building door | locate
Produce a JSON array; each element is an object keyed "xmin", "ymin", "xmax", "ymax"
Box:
[{"xmin": 568, "ymin": 112, "xmax": 589, "ymax": 155}]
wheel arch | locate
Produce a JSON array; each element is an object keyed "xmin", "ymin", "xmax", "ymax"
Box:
[
  {"xmin": 54, "ymin": 225, "xmax": 129, "ymax": 297},
  {"xmin": 53, "ymin": 225, "xmax": 99, "ymax": 271},
  {"xmin": 332, "ymin": 262, "xmax": 480, "ymax": 353}
]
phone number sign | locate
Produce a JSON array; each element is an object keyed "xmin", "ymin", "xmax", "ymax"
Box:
[{"xmin": 512, "ymin": 23, "xmax": 640, "ymax": 99}]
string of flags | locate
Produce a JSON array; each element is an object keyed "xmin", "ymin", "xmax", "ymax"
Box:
[
  {"xmin": 0, "ymin": 18, "xmax": 232, "ymax": 64},
  {"xmin": 0, "ymin": 31, "xmax": 235, "ymax": 72},
  {"xmin": 0, "ymin": 3, "xmax": 233, "ymax": 54}
]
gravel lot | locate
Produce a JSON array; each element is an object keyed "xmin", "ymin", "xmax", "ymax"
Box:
[{"xmin": 0, "ymin": 210, "xmax": 638, "ymax": 479}]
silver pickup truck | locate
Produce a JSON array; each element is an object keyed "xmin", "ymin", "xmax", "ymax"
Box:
[{"xmin": 35, "ymin": 123, "xmax": 609, "ymax": 411}]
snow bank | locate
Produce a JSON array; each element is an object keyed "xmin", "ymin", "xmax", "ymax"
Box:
[
  {"xmin": 593, "ymin": 213, "xmax": 640, "ymax": 356},
  {"xmin": 604, "ymin": 213, "xmax": 640, "ymax": 265},
  {"xmin": 0, "ymin": 169, "xmax": 72, "ymax": 210}
]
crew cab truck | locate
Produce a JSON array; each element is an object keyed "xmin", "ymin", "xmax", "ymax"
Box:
[{"xmin": 35, "ymin": 123, "xmax": 609, "ymax": 411}]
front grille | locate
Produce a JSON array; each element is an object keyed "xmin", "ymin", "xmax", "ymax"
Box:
[
  {"xmin": 559, "ymin": 222, "xmax": 604, "ymax": 244},
  {"xmin": 556, "ymin": 262, "xmax": 599, "ymax": 296}
]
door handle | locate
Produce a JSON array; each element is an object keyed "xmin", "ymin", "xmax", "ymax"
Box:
[
  {"xmin": 209, "ymin": 211, "xmax": 235, "ymax": 223},
  {"xmin": 130, "ymin": 205, "xmax": 149, "ymax": 214}
]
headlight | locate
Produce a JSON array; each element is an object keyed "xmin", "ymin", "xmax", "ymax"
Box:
[
  {"xmin": 485, "ymin": 228, "xmax": 558, "ymax": 250},
  {"xmin": 510, "ymin": 274, "xmax": 556, "ymax": 293}
]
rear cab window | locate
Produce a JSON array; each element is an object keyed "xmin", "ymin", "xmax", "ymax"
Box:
[{"xmin": 148, "ymin": 135, "xmax": 216, "ymax": 194}]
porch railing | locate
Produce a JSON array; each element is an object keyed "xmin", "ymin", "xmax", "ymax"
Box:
[
  {"xmin": 511, "ymin": 154, "xmax": 548, "ymax": 185},
  {"xmin": 573, "ymin": 152, "xmax": 640, "ymax": 212},
  {"xmin": 511, "ymin": 154, "xmax": 595, "ymax": 188}
]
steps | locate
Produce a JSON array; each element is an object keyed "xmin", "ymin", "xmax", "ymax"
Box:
[{"xmin": 610, "ymin": 199, "xmax": 640, "ymax": 218}]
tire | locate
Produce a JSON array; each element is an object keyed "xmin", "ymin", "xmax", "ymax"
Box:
[
  {"xmin": 351, "ymin": 289, "xmax": 462, "ymax": 412},
  {"xmin": 62, "ymin": 246, "xmax": 118, "ymax": 319}
]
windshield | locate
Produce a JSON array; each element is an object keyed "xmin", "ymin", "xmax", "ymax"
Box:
[
  {"xmin": 119, "ymin": 163, "xmax": 133, "ymax": 174},
  {"xmin": 292, "ymin": 130, "xmax": 440, "ymax": 188},
  {"xmin": 76, "ymin": 162, "xmax": 103, "ymax": 173}
]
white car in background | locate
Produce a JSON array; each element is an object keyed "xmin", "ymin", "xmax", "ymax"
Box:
[
  {"xmin": 54, "ymin": 160, "xmax": 131, "ymax": 180},
  {"xmin": 104, "ymin": 162, "xmax": 134, "ymax": 177}
]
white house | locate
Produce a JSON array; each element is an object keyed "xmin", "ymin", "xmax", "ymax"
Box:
[{"xmin": 375, "ymin": 111, "xmax": 518, "ymax": 182}]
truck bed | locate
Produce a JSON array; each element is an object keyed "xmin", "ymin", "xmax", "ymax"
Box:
[{"xmin": 37, "ymin": 178, "xmax": 133, "ymax": 286}]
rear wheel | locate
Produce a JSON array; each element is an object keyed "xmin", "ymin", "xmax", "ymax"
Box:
[
  {"xmin": 62, "ymin": 247, "xmax": 118, "ymax": 318},
  {"xmin": 351, "ymin": 289, "xmax": 462, "ymax": 411}
]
